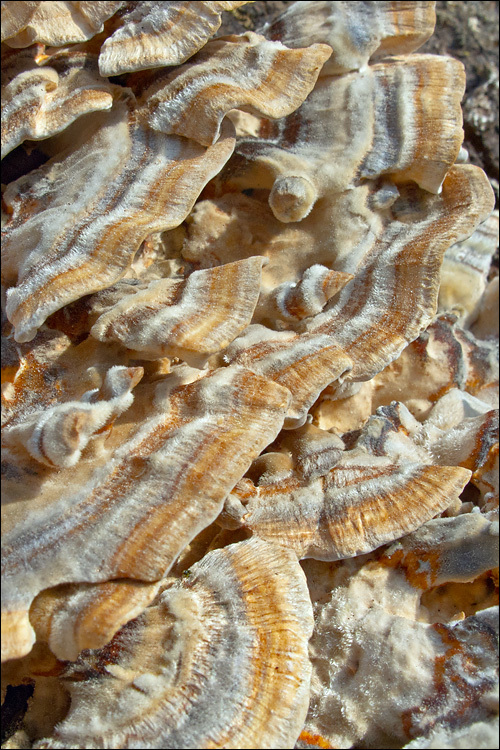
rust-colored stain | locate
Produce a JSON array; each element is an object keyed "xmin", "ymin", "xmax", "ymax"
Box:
[
  {"xmin": 402, "ymin": 619, "xmax": 497, "ymax": 738},
  {"xmin": 381, "ymin": 547, "xmax": 441, "ymax": 589},
  {"xmin": 298, "ymin": 729, "xmax": 336, "ymax": 748}
]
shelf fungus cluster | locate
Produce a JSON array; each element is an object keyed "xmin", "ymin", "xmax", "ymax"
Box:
[{"xmin": 1, "ymin": 2, "xmax": 498, "ymax": 749}]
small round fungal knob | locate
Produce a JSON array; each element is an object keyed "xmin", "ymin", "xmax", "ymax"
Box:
[{"xmin": 269, "ymin": 175, "xmax": 317, "ymax": 223}]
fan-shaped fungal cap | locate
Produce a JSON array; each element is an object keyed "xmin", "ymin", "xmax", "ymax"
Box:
[
  {"xmin": 424, "ymin": 397, "xmax": 499, "ymax": 512},
  {"xmin": 264, "ymin": 0, "xmax": 436, "ymax": 75},
  {"xmin": 223, "ymin": 325, "xmax": 353, "ymax": 427},
  {"xmin": 34, "ymin": 537, "xmax": 314, "ymax": 749},
  {"xmin": 274, "ymin": 422, "xmax": 345, "ymax": 481},
  {"xmin": 90, "ymin": 257, "xmax": 265, "ymax": 364},
  {"xmin": 98, "ymin": 1, "xmax": 252, "ymax": 76},
  {"xmin": 227, "ymin": 410, "xmax": 471, "ymax": 560},
  {"xmin": 1, "ymin": 329, "xmax": 139, "ymax": 441},
  {"xmin": 229, "ymin": 53, "xmax": 467, "ymax": 224},
  {"xmin": 382, "ymin": 513, "xmax": 499, "ymax": 590},
  {"xmin": 144, "ymin": 32, "xmax": 332, "ymax": 146},
  {"xmin": 1, "ymin": 49, "xmax": 115, "ymax": 159},
  {"xmin": 2, "ymin": 365, "xmax": 143, "ymax": 468},
  {"xmin": 428, "ymin": 403, "xmax": 498, "ymax": 471},
  {"xmin": 2, "ymin": 99, "xmax": 236, "ymax": 343},
  {"xmin": 257, "ymin": 264, "xmax": 353, "ymax": 323},
  {"xmin": 30, "ymin": 579, "xmax": 161, "ymax": 662},
  {"xmin": 306, "ymin": 166, "xmax": 495, "ymax": 381},
  {"xmin": 352, "ymin": 395, "xmax": 499, "ymax": 516},
  {"xmin": 1, "ymin": 2, "xmax": 125, "ymax": 48},
  {"xmin": 1, "ymin": 367, "xmax": 291, "ymax": 661},
  {"xmin": 1, "ymin": 1, "xmax": 41, "ymax": 43},
  {"xmin": 255, "ymin": 463, "xmax": 469, "ymax": 562}
]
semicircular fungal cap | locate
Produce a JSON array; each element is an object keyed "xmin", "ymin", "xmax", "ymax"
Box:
[
  {"xmin": 1, "ymin": 48, "xmax": 116, "ymax": 159},
  {"xmin": 98, "ymin": 1, "xmax": 253, "ymax": 77},
  {"xmin": 90, "ymin": 257, "xmax": 266, "ymax": 366},
  {"xmin": 144, "ymin": 32, "xmax": 332, "ymax": 147},
  {"xmin": 1, "ymin": 1, "xmax": 126, "ymax": 48},
  {"xmin": 304, "ymin": 166, "xmax": 495, "ymax": 382},
  {"xmin": 381, "ymin": 512, "xmax": 500, "ymax": 591},
  {"xmin": 229, "ymin": 407, "xmax": 473, "ymax": 560},
  {"xmin": 263, "ymin": 0, "xmax": 436, "ymax": 76},
  {"xmin": 257, "ymin": 264, "xmax": 354, "ymax": 321},
  {"xmin": 227, "ymin": 53, "xmax": 468, "ymax": 223},
  {"xmin": 30, "ymin": 578, "xmax": 162, "ymax": 662},
  {"xmin": 34, "ymin": 537, "xmax": 314, "ymax": 750},
  {"xmin": 222, "ymin": 324, "xmax": 353, "ymax": 428},
  {"xmin": 2, "ymin": 365, "xmax": 143, "ymax": 468},
  {"xmin": 438, "ymin": 210, "xmax": 500, "ymax": 326}
]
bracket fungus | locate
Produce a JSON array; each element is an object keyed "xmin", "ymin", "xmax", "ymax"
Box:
[
  {"xmin": 1, "ymin": 2, "xmax": 126, "ymax": 48},
  {"xmin": 1, "ymin": 1, "xmax": 498, "ymax": 749},
  {"xmin": 1, "ymin": 47, "xmax": 115, "ymax": 159}
]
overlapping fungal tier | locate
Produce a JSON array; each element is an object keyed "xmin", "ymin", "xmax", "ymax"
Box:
[
  {"xmin": 2, "ymin": 365, "xmax": 291, "ymax": 662},
  {"xmin": 1, "ymin": 1, "xmax": 498, "ymax": 749},
  {"xmin": 1, "ymin": 47, "xmax": 115, "ymax": 159},
  {"xmin": 264, "ymin": 0, "xmax": 437, "ymax": 75},
  {"xmin": 33, "ymin": 538, "xmax": 314, "ymax": 750}
]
